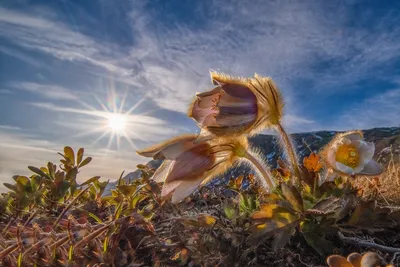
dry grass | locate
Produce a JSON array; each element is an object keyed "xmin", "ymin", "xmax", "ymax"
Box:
[{"xmin": 355, "ymin": 146, "xmax": 400, "ymax": 206}]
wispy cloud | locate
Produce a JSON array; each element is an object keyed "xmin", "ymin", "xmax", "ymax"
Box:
[
  {"xmin": 10, "ymin": 82, "xmax": 78, "ymax": 100},
  {"xmin": 337, "ymin": 88, "xmax": 400, "ymax": 130},
  {"xmin": 0, "ymin": 125, "xmax": 21, "ymax": 131}
]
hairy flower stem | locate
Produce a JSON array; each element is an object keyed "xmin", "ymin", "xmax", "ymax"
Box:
[
  {"xmin": 243, "ymin": 151, "xmax": 275, "ymax": 190},
  {"xmin": 276, "ymin": 123, "xmax": 301, "ymax": 186}
]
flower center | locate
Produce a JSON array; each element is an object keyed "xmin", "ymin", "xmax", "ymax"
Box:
[{"xmin": 335, "ymin": 144, "xmax": 359, "ymax": 168}]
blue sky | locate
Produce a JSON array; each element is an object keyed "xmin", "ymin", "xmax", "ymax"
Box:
[{"xmin": 0, "ymin": 0, "xmax": 400, "ymax": 189}]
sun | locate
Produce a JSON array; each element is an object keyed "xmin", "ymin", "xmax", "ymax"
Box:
[{"xmin": 107, "ymin": 113, "xmax": 127, "ymax": 133}]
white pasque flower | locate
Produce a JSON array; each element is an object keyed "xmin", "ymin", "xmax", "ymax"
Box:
[{"xmin": 322, "ymin": 131, "xmax": 383, "ymax": 176}]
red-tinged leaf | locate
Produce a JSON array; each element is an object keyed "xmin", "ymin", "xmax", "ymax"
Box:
[
  {"xmin": 77, "ymin": 148, "xmax": 84, "ymax": 165},
  {"xmin": 281, "ymin": 183, "xmax": 303, "ymax": 212},
  {"xmin": 78, "ymin": 157, "xmax": 92, "ymax": 168},
  {"xmin": 64, "ymin": 146, "xmax": 75, "ymax": 165}
]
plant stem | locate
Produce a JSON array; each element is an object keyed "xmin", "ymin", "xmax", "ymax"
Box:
[
  {"xmin": 276, "ymin": 123, "xmax": 301, "ymax": 185},
  {"xmin": 243, "ymin": 151, "xmax": 275, "ymax": 190}
]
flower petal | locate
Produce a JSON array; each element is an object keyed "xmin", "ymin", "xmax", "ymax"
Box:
[
  {"xmin": 136, "ymin": 135, "xmax": 197, "ymax": 160},
  {"xmin": 193, "ymin": 128, "xmax": 216, "ymax": 144},
  {"xmin": 326, "ymin": 255, "xmax": 353, "ymax": 267},
  {"xmin": 347, "ymin": 252, "xmax": 362, "ymax": 267},
  {"xmin": 343, "ymin": 131, "xmax": 363, "ymax": 141},
  {"xmin": 152, "ymin": 160, "xmax": 173, "ymax": 183},
  {"xmin": 336, "ymin": 162, "xmax": 355, "ymax": 174},
  {"xmin": 171, "ymin": 177, "xmax": 205, "ymax": 203},
  {"xmin": 360, "ymin": 252, "xmax": 382, "ymax": 267},
  {"xmin": 161, "ymin": 180, "xmax": 181, "ymax": 197},
  {"xmin": 352, "ymin": 140, "xmax": 375, "ymax": 173},
  {"xmin": 216, "ymin": 113, "xmax": 257, "ymax": 127},
  {"xmin": 358, "ymin": 160, "xmax": 383, "ymax": 176},
  {"xmin": 326, "ymin": 147, "xmax": 337, "ymax": 169},
  {"xmin": 165, "ymin": 143, "xmax": 214, "ymax": 183}
]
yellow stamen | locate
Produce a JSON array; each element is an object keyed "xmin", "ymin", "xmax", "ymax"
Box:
[{"xmin": 335, "ymin": 144, "xmax": 359, "ymax": 168}]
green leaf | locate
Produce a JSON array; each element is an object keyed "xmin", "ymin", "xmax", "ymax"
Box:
[
  {"xmin": 77, "ymin": 148, "xmax": 84, "ymax": 165},
  {"xmin": 87, "ymin": 211, "xmax": 103, "ymax": 224},
  {"xmin": 80, "ymin": 176, "xmax": 101, "ymax": 187},
  {"xmin": 28, "ymin": 166, "xmax": 49, "ymax": 178},
  {"xmin": 117, "ymin": 184, "xmax": 137, "ymax": 197},
  {"xmin": 281, "ymin": 183, "xmax": 303, "ymax": 212},
  {"xmin": 64, "ymin": 146, "xmax": 75, "ymax": 165},
  {"xmin": 78, "ymin": 157, "xmax": 92, "ymax": 168},
  {"xmin": 131, "ymin": 194, "xmax": 147, "ymax": 209},
  {"xmin": 272, "ymin": 227, "xmax": 294, "ymax": 251},
  {"xmin": 47, "ymin": 162, "xmax": 56, "ymax": 178},
  {"xmin": 57, "ymin": 180, "xmax": 71, "ymax": 199},
  {"xmin": 66, "ymin": 167, "xmax": 78, "ymax": 181},
  {"xmin": 4, "ymin": 183, "xmax": 17, "ymax": 192},
  {"xmin": 247, "ymin": 209, "xmax": 298, "ymax": 245},
  {"xmin": 303, "ymin": 231, "xmax": 335, "ymax": 256},
  {"xmin": 224, "ymin": 202, "xmax": 237, "ymax": 220},
  {"xmin": 30, "ymin": 175, "xmax": 42, "ymax": 191}
]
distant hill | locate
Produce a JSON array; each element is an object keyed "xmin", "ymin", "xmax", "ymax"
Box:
[{"xmin": 104, "ymin": 127, "xmax": 400, "ymax": 195}]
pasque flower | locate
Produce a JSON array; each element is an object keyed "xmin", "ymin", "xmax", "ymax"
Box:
[
  {"xmin": 137, "ymin": 134, "xmax": 275, "ymax": 203},
  {"xmin": 321, "ymin": 131, "xmax": 383, "ymax": 176},
  {"xmin": 188, "ymin": 72, "xmax": 283, "ymax": 140},
  {"xmin": 189, "ymin": 71, "xmax": 302, "ymax": 184}
]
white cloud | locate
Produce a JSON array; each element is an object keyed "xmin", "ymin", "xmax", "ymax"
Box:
[
  {"xmin": 10, "ymin": 82, "xmax": 78, "ymax": 100},
  {"xmin": 337, "ymin": 88, "xmax": 400, "ymax": 130},
  {"xmin": 0, "ymin": 125, "xmax": 21, "ymax": 131}
]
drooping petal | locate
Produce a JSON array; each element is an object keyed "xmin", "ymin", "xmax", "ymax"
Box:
[
  {"xmin": 171, "ymin": 177, "xmax": 205, "ymax": 203},
  {"xmin": 336, "ymin": 162, "xmax": 355, "ymax": 175},
  {"xmin": 136, "ymin": 135, "xmax": 197, "ymax": 160},
  {"xmin": 161, "ymin": 180, "xmax": 181, "ymax": 198},
  {"xmin": 358, "ymin": 160, "xmax": 383, "ymax": 176},
  {"xmin": 152, "ymin": 160, "xmax": 173, "ymax": 183},
  {"xmin": 188, "ymin": 87, "xmax": 221, "ymax": 126},
  {"xmin": 165, "ymin": 142, "xmax": 215, "ymax": 183}
]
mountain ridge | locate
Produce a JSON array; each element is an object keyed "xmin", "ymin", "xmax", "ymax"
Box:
[{"xmin": 104, "ymin": 127, "xmax": 400, "ymax": 195}]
